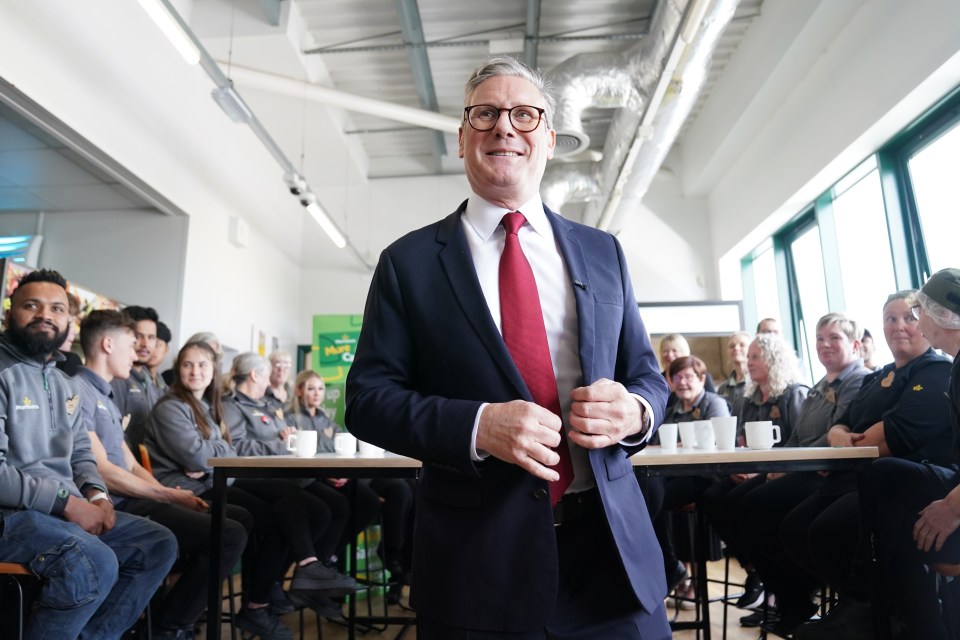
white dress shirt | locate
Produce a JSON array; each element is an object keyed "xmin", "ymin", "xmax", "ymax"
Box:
[{"xmin": 461, "ymin": 192, "xmax": 651, "ymax": 493}]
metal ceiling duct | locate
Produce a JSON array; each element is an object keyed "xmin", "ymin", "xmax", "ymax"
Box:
[
  {"xmin": 541, "ymin": 161, "xmax": 602, "ymax": 212},
  {"xmin": 548, "ymin": 0, "xmax": 688, "ymax": 157},
  {"xmin": 594, "ymin": 0, "xmax": 739, "ymax": 232}
]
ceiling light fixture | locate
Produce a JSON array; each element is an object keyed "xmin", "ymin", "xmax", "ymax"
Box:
[
  {"xmin": 305, "ymin": 201, "xmax": 347, "ymax": 249},
  {"xmin": 135, "ymin": 0, "xmax": 201, "ymax": 65},
  {"xmin": 211, "ymin": 84, "xmax": 253, "ymax": 123}
]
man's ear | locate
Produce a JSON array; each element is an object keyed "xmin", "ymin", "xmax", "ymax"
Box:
[{"xmin": 101, "ymin": 334, "xmax": 114, "ymax": 355}]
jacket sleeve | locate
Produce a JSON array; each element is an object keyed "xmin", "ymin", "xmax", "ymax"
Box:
[
  {"xmin": 149, "ymin": 400, "xmax": 234, "ymax": 472},
  {"xmin": 223, "ymin": 400, "xmax": 286, "ymax": 457}
]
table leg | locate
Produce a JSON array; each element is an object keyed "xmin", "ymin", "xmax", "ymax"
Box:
[
  {"xmin": 859, "ymin": 465, "xmax": 889, "ymax": 640},
  {"xmin": 207, "ymin": 470, "xmax": 227, "ymax": 640},
  {"xmin": 696, "ymin": 508, "xmax": 712, "ymax": 640}
]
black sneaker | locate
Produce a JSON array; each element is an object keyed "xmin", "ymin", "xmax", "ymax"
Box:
[
  {"xmin": 735, "ymin": 572, "xmax": 765, "ymax": 609},
  {"xmin": 740, "ymin": 607, "xmax": 778, "ymax": 628},
  {"xmin": 793, "ymin": 599, "xmax": 873, "ymax": 640},
  {"xmin": 236, "ymin": 606, "xmax": 294, "ymax": 640},
  {"xmin": 268, "ymin": 582, "xmax": 296, "ymax": 616},
  {"xmin": 290, "ymin": 561, "xmax": 357, "ymax": 596},
  {"xmin": 288, "ymin": 590, "xmax": 344, "ymax": 619}
]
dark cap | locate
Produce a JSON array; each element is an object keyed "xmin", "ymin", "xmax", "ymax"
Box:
[{"xmin": 920, "ymin": 268, "xmax": 960, "ymax": 316}]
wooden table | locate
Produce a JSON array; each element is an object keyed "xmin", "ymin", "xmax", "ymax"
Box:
[
  {"xmin": 631, "ymin": 445, "xmax": 880, "ymax": 640},
  {"xmin": 206, "ymin": 453, "xmax": 422, "ymax": 640}
]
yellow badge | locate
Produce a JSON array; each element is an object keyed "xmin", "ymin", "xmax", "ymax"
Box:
[
  {"xmin": 825, "ymin": 388, "xmax": 837, "ymax": 404},
  {"xmin": 121, "ymin": 414, "xmax": 131, "ymax": 431},
  {"xmin": 275, "ymin": 408, "xmax": 284, "ymax": 420},
  {"xmin": 64, "ymin": 395, "xmax": 80, "ymax": 416},
  {"xmin": 881, "ymin": 371, "xmax": 895, "ymax": 388},
  {"xmin": 769, "ymin": 405, "xmax": 781, "ymax": 420},
  {"xmin": 913, "ymin": 384, "xmax": 923, "ymax": 391},
  {"xmin": 692, "ymin": 408, "xmax": 701, "ymax": 420}
]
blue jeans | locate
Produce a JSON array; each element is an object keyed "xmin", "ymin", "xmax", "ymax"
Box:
[{"xmin": 0, "ymin": 509, "xmax": 177, "ymax": 640}]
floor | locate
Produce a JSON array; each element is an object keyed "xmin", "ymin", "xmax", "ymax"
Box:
[{"xmin": 210, "ymin": 560, "xmax": 769, "ymax": 639}]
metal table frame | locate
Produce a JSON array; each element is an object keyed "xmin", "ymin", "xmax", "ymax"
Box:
[{"xmin": 206, "ymin": 454, "xmax": 422, "ymax": 640}]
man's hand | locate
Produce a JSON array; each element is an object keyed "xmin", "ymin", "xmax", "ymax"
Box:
[
  {"xmin": 476, "ymin": 400, "xmax": 563, "ymax": 482},
  {"xmin": 914, "ymin": 499, "xmax": 960, "ymax": 552},
  {"xmin": 826, "ymin": 425, "xmax": 864, "ymax": 447},
  {"xmin": 94, "ymin": 499, "xmax": 116, "ymax": 532},
  {"xmin": 568, "ymin": 378, "xmax": 641, "ymax": 449},
  {"xmin": 167, "ymin": 487, "xmax": 209, "ymax": 512},
  {"xmin": 63, "ymin": 495, "xmax": 111, "ymax": 535}
]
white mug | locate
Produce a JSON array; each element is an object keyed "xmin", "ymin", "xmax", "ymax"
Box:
[
  {"xmin": 658, "ymin": 423, "xmax": 678, "ymax": 450},
  {"xmin": 358, "ymin": 440, "xmax": 385, "ymax": 457},
  {"xmin": 286, "ymin": 429, "xmax": 318, "ymax": 458},
  {"xmin": 745, "ymin": 421, "xmax": 781, "ymax": 450},
  {"xmin": 693, "ymin": 420, "xmax": 716, "ymax": 450},
  {"xmin": 333, "ymin": 432, "xmax": 358, "ymax": 456},
  {"xmin": 678, "ymin": 422, "xmax": 697, "ymax": 449},
  {"xmin": 711, "ymin": 416, "xmax": 738, "ymax": 451}
]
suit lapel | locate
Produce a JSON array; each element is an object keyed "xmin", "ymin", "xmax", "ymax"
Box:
[
  {"xmin": 436, "ymin": 205, "xmax": 531, "ymax": 399},
  {"xmin": 547, "ymin": 209, "xmax": 596, "ymax": 386}
]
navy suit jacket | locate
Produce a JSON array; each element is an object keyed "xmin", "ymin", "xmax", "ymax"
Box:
[{"xmin": 345, "ymin": 201, "xmax": 669, "ymax": 631}]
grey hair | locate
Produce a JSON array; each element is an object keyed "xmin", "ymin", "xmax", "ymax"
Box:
[
  {"xmin": 268, "ymin": 349, "xmax": 292, "ymax": 364},
  {"xmin": 884, "ymin": 290, "xmax": 917, "ymax": 309},
  {"xmin": 816, "ymin": 312, "xmax": 862, "ymax": 342},
  {"xmin": 464, "ymin": 57, "xmax": 556, "ymax": 128},
  {"xmin": 225, "ymin": 351, "xmax": 269, "ymax": 393},
  {"xmin": 916, "ymin": 291, "xmax": 960, "ymax": 330},
  {"xmin": 744, "ymin": 334, "xmax": 803, "ymax": 399}
]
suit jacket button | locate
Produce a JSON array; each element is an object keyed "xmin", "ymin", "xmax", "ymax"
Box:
[{"xmin": 533, "ymin": 488, "xmax": 548, "ymax": 500}]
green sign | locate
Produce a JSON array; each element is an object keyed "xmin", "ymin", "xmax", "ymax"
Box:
[{"xmin": 311, "ymin": 314, "xmax": 363, "ymax": 429}]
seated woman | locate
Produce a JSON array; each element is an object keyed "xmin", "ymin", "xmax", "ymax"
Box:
[
  {"xmin": 811, "ymin": 271, "xmax": 960, "ymax": 640},
  {"xmin": 717, "ymin": 331, "xmax": 751, "ymax": 417},
  {"xmin": 144, "ymin": 343, "xmax": 353, "ymax": 640},
  {"xmin": 659, "ymin": 334, "xmax": 715, "ymax": 405},
  {"xmin": 781, "ymin": 290, "xmax": 954, "ymax": 640},
  {"xmin": 223, "ymin": 354, "xmax": 377, "ymax": 606},
  {"xmin": 698, "ymin": 333, "xmax": 808, "ymax": 612},
  {"xmin": 728, "ymin": 313, "xmax": 871, "ymax": 633},
  {"xmin": 288, "ymin": 369, "xmax": 414, "ymax": 602},
  {"xmin": 646, "ymin": 355, "xmax": 730, "ymax": 606}
]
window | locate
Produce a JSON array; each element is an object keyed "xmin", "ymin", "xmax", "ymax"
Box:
[
  {"xmin": 788, "ymin": 226, "xmax": 829, "ymax": 383},
  {"xmin": 831, "ymin": 167, "xmax": 896, "ymax": 367},
  {"xmin": 907, "ymin": 120, "xmax": 960, "ymax": 273},
  {"xmin": 751, "ymin": 245, "xmax": 781, "ymax": 327}
]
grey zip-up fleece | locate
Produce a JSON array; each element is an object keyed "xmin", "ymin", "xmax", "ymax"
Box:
[{"xmin": 0, "ymin": 335, "xmax": 105, "ymax": 516}]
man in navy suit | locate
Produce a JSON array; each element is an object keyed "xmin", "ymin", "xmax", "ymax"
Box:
[{"xmin": 346, "ymin": 57, "xmax": 671, "ymax": 639}]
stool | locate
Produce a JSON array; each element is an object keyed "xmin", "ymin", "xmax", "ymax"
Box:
[{"xmin": 0, "ymin": 563, "xmax": 40, "ymax": 640}]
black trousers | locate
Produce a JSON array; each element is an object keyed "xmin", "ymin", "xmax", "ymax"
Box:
[
  {"xmin": 120, "ymin": 498, "xmax": 249, "ymax": 629},
  {"xmin": 734, "ymin": 472, "xmax": 825, "ymax": 611},
  {"xmin": 418, "ymin": 506, "xmax": 671, "ymax": 640},
  {"xmin": 779, "ymin": 473, "xmax": 862, "ymax": 593},
  {"xmin": 870, "ymin": 457, "xmax": 960, "ymax": 640},
  {"xmin": 303, "ymin": 479, "xmax": 380, "ymax": 559}
]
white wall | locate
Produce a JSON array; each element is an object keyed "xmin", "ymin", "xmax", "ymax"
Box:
[{"xmin": 680, "ymin": 0, "xmax": 960, "ymax": 299}]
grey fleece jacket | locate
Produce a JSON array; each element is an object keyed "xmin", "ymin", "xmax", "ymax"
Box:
[{"xmin": 0, "ymin": 336, "xmax": 105, "ymax": 516}]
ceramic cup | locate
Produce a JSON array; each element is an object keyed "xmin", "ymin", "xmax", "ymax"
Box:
[
  {"xmin": 333, "ymin": 432, "xmax": 358, "ymax": 456},
  {"xmin": 286, "ymin": 429, "xmax": 318, "ymax": 458},
  {"xmin": 678, "ymin": 422, "xmax": 697, "ymax": 449},
  {"xmin": 658, "ymin": 423, "xmax": 679, "ymax": 450},
  {"xmin": 694, "ymin": 420, "xmax": 716, "ymax": 450},
  {"xmin": 358, "ymin": 440, "xmax": 385, "ymax": 457},
  {"xmin": 711, "ymin": 416, "xmax": 738, "ymax": 451},
  {"xmin": 745, "ymin": 421, "xmax": 781, "ymax": 450}
]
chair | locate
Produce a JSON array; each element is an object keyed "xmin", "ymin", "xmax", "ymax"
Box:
[
  {"xmin": 138, "ymin": 444, "xmax": 154, "ymax": 475},
  {"xmin": 933, "ymin": 563, "xmax": 960, "ymax": 638},
  {"xmin": 0, "ymin": 562, "xmax": 41, "ymax": 640}
]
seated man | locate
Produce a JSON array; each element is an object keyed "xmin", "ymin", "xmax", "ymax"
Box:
[
  {"xmin": 0, "ymin": 269, "xmax": 177, "ymax": 639},
  {"xmin": 75, "ymin": 309, "xmax": 249, "ymax": 640}
]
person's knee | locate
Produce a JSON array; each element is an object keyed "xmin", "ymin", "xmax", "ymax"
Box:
[
  {"xmin": 224, "ymin": 518, "xmax": 249, "ymax": 558},
  {"xmin": 32, "ymin": 535, "xmax": 119, "ymax": 610}
]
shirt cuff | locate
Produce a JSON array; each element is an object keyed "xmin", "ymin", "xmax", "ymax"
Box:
[
  {"xmin": 470, "ymin": 403, "xmax": 491, "ymax": 461},
  {"xmin": 620, "ymin": 393, "xmax": 654, "ymax": 446}
]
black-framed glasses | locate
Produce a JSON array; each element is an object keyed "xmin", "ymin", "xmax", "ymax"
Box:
[
  {"xmin": 911, "ymin": 304, "xmax": 923, "ymax": 320},
  {"xmin": 463, "ymin": 105, "xmax": 546, "ymax": 132}
]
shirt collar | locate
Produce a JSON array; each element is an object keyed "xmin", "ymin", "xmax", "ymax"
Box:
[
  {"xmin": 462, "ymin": 191, "xmax": 550, "ymax": 242},
  {"xmin": 76, "ymin": 366, "xmax": 112, "ymax": 396}
]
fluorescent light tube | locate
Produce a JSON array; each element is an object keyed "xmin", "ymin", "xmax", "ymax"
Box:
[
  {"xmin": 136, "ymin": 0, "xmax": 201, "ymax": 65},
  {"xmin": 305, "ymin": 202, "xmax": 347, "ymax": 249},
  {"xmin": 211, "ymin": 85, "xmax": 253, "ymax": 123}
]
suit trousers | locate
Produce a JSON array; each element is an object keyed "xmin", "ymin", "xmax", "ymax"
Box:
[{"xmin": 417, "ymin": 506, "xmax": 671, "ymax": 640}]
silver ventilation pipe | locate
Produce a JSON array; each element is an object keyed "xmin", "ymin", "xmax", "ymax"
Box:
[
  {"xmin": 540, "ymin": 162, "xmax": 602, "ymax": 212},
  {"xmin": 548, "ymin": 0, "xmax": 688, "ymax": 156},
  {"xmin": 595, "ymin": 0, "xmax": 739, "ymax": 232}
]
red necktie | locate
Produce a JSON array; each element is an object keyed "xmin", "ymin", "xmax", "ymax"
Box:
[{"xmin": 499, "ymin": 212, "xmax": 574, "ymax": 505}]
